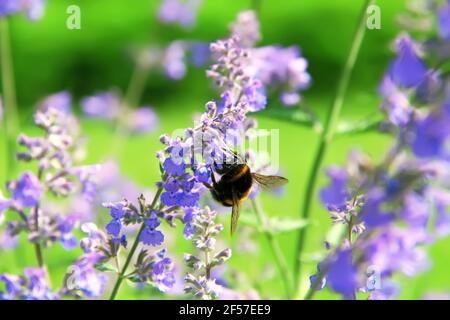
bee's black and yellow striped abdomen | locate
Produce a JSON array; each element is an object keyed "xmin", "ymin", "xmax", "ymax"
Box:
[{"xmin": 210, "ymin": 164, "xmax": 253, "ymax": 207}]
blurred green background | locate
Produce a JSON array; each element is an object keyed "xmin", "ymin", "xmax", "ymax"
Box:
[{"xmin": 1, "ymin": 0, "xmax": 449, "ymax": 300}]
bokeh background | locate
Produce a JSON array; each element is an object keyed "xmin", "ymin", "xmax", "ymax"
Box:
[{"xmin": 1, "ymin": 0, "xmax": 449, "ymax": 299}]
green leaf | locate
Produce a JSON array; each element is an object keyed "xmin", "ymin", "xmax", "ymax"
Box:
[
  {"xmin": 95, "ymin": 263, "xmax": 117, "ymax": 273},
  {"xmin": 239, "ymin": 215, "xmax": 309, "ymax": 234},
  {"xmin": 336, "ymin": 114, "xmax": 383, "ymax": 135},
  {"xmin": 126, "ymin": 274, "xmax": 143, "ymax": 283},
  {"xmin": 256, "ymin": 107, "xmax": 322, "ymax": 132}
]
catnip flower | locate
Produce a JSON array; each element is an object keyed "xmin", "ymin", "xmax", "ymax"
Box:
[
  {"xmin": 228, "ymin": 10, "xmax": 311, "ymax": 107},
  {"xmin": 0, "ymin": 268, "xmax": 56, "ymax": 300},
  {"xmin": 388, "ymin": 34, "xmax": 427, "ymax": 88},
  {"xmin": 184, "ymin": 207, "xmax": 231, "ymax": 300},
  {"xmin": 0, "ymin": 0, "xmax": 46, "ymax": 21},
  {"xmin": 438, "ymin": 0, "xmax": 450, "ymax": 40},
  {"xmin": 158, "ymin": 0, "xmax": 202, "ymax": 29},
  {"xmin": 81, "ymin": 91, "xmax": 159, "ymax": 135},
  {"xmin": 0, "ymin": 93, "xmax": 99, "ymax": 272},
  {"xmin": 311, "ymin": 21, "xmax": 450, "ymax": 297}
]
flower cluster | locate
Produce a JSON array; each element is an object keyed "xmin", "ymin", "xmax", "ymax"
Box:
[
  {"xmin": 133, "ymin": 40, "xmax": 210, "ymax": 81},
  {"xmin": 158, "ymin": 0, "xmax": 203, "ymax": 29},
  {"xmin": 81, "ymin": 91, "xmax": 159, "ymax": 135},
  {"xmin": 310, "ymin": 4, "xmax": 450, "ymax": 299},
  {"xmin": 0, "ymin": 0, "xmax": 46, "ymax": 21},
  {"xmin": 0, "ymin": 93, "xmax": 98, "ymax": 251},
  {"xmin": 0, "ymin": 268, "xmax": 55, "ymax": 300},
  {"xmin": 184, "ymin": 207, "xmax": 231, "ymax": 299},
  {"xmin": 230, "ymin": 11, "xmax": 311, "ymax": 106}
]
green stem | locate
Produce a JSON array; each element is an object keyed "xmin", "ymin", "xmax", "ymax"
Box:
[
  {"xmin": 109, "ymin": 64, "xmax": 149, "ymax": 158},
  {"xmin": 109, "ymin": 185, "xmax": 164, "ymax": 300},
  {"xmin": 251, "ymin": 198, "xmax": 293, "ymax": 299},
  {"xmin": 293, "ymin": 0, "xmax": 374, "ymax": 299},
  {"xmin": 0, "ymin": 19, "xmax": 19, "ymax": 180},
  {"xmin": 33, "ymin": 168, "xmax": 46, "ymax": 269}
]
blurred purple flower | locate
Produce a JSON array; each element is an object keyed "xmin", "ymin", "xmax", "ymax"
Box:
[
  {"xmin": 250, "ymin": 45, "xmax": 311, "ymax": 106},
  {"xmin": 231, "ymin": 10, "xmax": 261, "ymax": 48},
  {"xmin": 162, "ymin": 41, "xmax": 187, "ymax": 80},
  {"xmin": 38, "ymin": 91, "xmax": 72, "ymax": 114},
  {"xmin": 412, "ymin": 102, "xmax": 450, "ymax": 158},
  {"xmin": 320, "ymin": 167, "xmax": 349, "ymax": 209},
  {"xmin": 158, "ymin": 0, "xmax": 202, "ymax": 28},
  {"xmin": 389, "ymin": 34, "xmax": 427, "ymax": 88},
  {"xmin": 81, "ymin": 91, "xmax": 120, "ymax": 120},
  {"xmin": 438, "ymin": 0, "xmax": 450, "ymax": 40},
  {"xmin": 126, "ymin": 107, "xmax": 159, "ymax": 134},
  {"xmin": 379, "ymin": 75, "xmax": 413, "ymax": 127},
  {"xmin": 190, "ymin": 42, "xmax": 210, "ymax": 67},
  {"xmin": 326, "ymin": 249, "xmax": 358, "ymax": 299},
  {"xmin": 0, "ymin": 0, "xmax": 21, "ymax": 17},
  {"xmin": 8, "ymin": 171, "xmax": 42, "ymax": 208},
  {"xmin": 361, "ymin": 189, "xmax": 394, "ymax": 229}
]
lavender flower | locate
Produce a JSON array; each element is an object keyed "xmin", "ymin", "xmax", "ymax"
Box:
[
  {"xmin": 389, "ymin": 34, "xmax": 427, "ymax": 88},
  {"xmin": 81, "ymin": 91, "xmax": 159, "ymax": 135},
  {"xmin": 0, "ymin": 0, "xmax": 46, "ymax": 21},
  {"xmin": 311, "ymin": 24, "xmax": 450, "ymax": 297},
  {"xmin": 0, "ymin": 268, "xmax": 56, "ymax": 300},
  {"xmin": 184, "ymin": 207, "xmax": 231, "ymax": 300},
  {"xmin": 227, "ymin": 11, "xmax": 311, "ymax": 107},
  {"xmin": 131, "ymin": 248, "xmax": 176, "ymax": 292},
  {"xmin": 158, "ymin": 0, "xmax": 202, "ymax": 29},
  {"xmin": 438, "ymin": 0, "xmax": 450, "ymax": 40},
  {"xmin": 126, "ymin": 107, "xmax": 159, "ymax": 134},
  {"xmin": 0, "ymin": 94, "xmax": 99, "ymax": 272},
  {"xmin": 81, "ymin": 91, "xmax": 121, "ymax": 120}
]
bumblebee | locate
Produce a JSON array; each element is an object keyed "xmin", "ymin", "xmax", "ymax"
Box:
[{"xmin": 204, "ymin": 156, "xmax": 288, "ymax": 235}]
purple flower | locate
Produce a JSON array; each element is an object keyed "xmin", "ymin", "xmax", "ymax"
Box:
[
  {"xmin": 163, "ymin": 158, "xmax": 186, "ymax": 176},
  {"xmin": 9, "ymin": 171, "xmax": 42, "ymax": 208},
  {"xmin": 411, "ymin": 102, "xmax": 450, "ymax": 158},
  {"xmin": 379, "ymin": 75, "xmax": 413, "ymax": 127},
  {"xmin": 126, "ymin": 107, "xmax": 159, "ymax": 134},
  {"xmin": 326, "ymin": 249, "xmax": 358, "ymax": 299},
  {"xmin": 21, "ymin": 0, "xmax": 46, "ymax": 21},
  {"xmin": 320, "ymin": 167, "xmax": 349, "ymax": 209},
  {"xmin": 162, "ymin": 42, "xmax": 187, "ymax": 80},
  {"xmin": 105, "ymin": 219, "xmax": 122, "ymax": 236},
  {"xmin": 152, "ymin": 257, "xmax": 176, "ymax": 292},
  {"xmin": 364, "ymin": 226, "xmax": 430, "ymax": 277},
  {"xmin": 158, "ymin": 0, "xmax": 202, "ymax": 28},
  {"xmin": 38, "ymin": 91, "xmax": 71, "ymax": 114},
  {"xmin": 139, "ymin": 211, "xmax": 164, "ymax": 246},
  {"xmin": 231, "ymin": 10, "xmax": 261, "ymax": 48},
  {"xmin": 368, "ymin": 282, "xmax": 400, "ymax": 300},
  {"xmin": 361, "ymin": 189, "xmax": 394, "ymax": 228},
  {"xmin": 103, "ymin": 201, "xmax": 128, "ymax": 220},
  {"xmin": 190, "ymin": 42, "xmax": 210, "ymax": 67},
  {"xmin": 64, "ymin": 252, "xmax": 107, "ymax": 298},
  {"xmin": 80, "ymin": 223, "xmax": 108, "ymax": 255},
  {"xmin": 389, "ymin": 34, "xmax": 427, "ymax": 88},
  {"xmin": 0, "ymin": 0, "xmax": 21, "ymax": 17},
  {"xmin": 0, "ymin": 274, "xmax": 23, "ymax": 300},
  {"xmin": 438, "ymin": 1, "xmax": 450, "ymax": 40},
  {"xmin": 250, "ymin": 45, "xmax": 311, "ymax": 106},
  {"xmin": 81, "ymin": 91, "xmax": 120, "ymax": 119}
]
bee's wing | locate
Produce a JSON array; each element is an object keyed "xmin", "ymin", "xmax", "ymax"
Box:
[
  {"xmin": 230, "ymin": 188, "xmax": 241, "ymax": 235},
  {"xmin": 252, "ymin": 173, "xmax": 289, "ymax": 190}
]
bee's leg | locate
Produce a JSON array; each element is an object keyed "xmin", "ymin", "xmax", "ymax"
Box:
[{"xmin": 202, "ymin": 182, "xmax": 213, "ymax": 190}]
